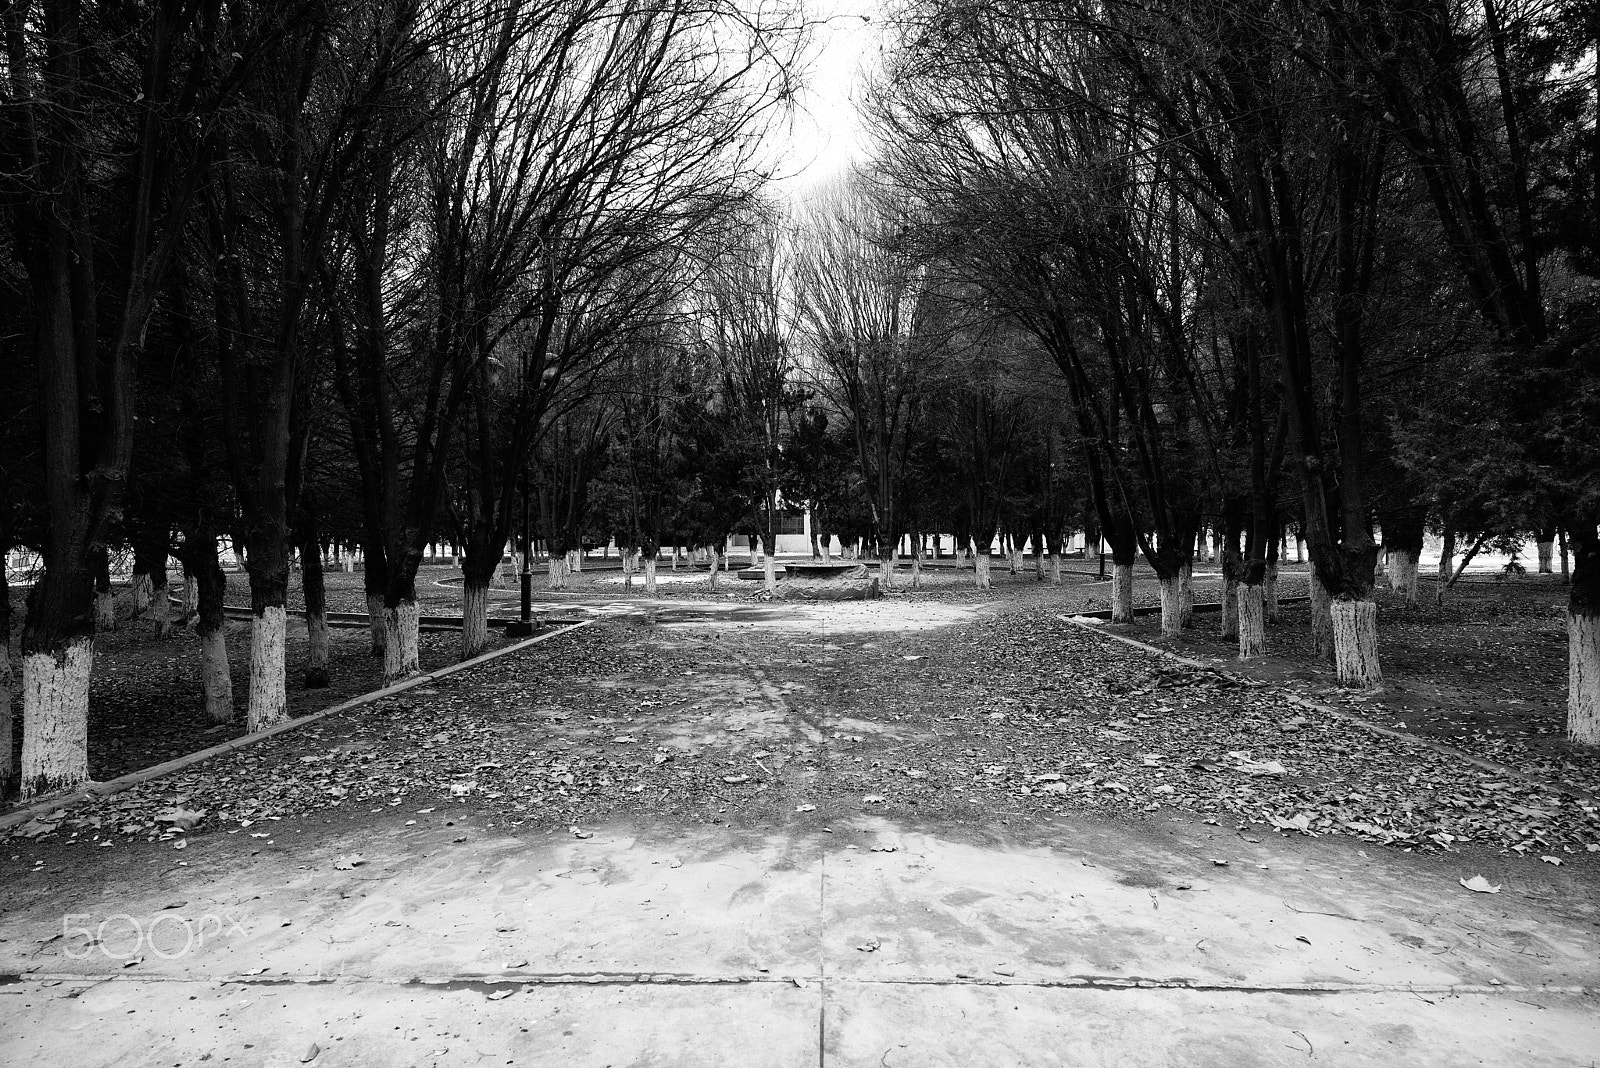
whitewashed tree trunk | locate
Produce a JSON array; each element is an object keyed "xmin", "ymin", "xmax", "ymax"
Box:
[
  {"xmin": 383, "ymin": 600, "xmax": 421, "ymax": 683},
  {"xmin": 1570, "ymin": 609, "xmax": 1600, "ymax": 744},
  {"xmin": 366, "ymin": 592, "xmax": 386, "ymax": 656},
  {"xmin": 1033, "ymin": 548, "xmax": 1044, "ymax": 582},
  {"xmin": 1538, "ymin": 541, "xmax": 1554, "ymax": 574},
  {"xmin": 1332, "ymin": 598, "xmax": 1382, "ymax": 687},
  {"xmin": 19, "ymin": 639, "xmax": 93, "ymax": 798},
  {"xmin": 570, "ymin": 549, "xmax": 583, "ymax": 573},
  {"xmin": 707, "ymin": 550, "xmax": 720, "ymax": 590},
  {"xmin": 1159, "ymin": 575, "xmax": 1182, "ymax": 638},
  {"xmin": 974, "ymin": 550, "xmax": 993, "ymax": 590},
  {"xmin": 1050, "ymin": 554, "xmax": 1063, "ymax": 585},
  {"xmin": 150, "ymin": 580, "xmax": 173, "ymax": 637},
  {"xmin": 247, "ymin": 606, "xmax": 288, "ymax": 733},
  {"xmin": 761, "ymin": 550, "xmax": 775, "ymax": 594},
  {"xmin": 181, "ymin": 570, "xmax": 200, "ymax": 627},
  {"xmin": 622, "ymin": 549, "xmax": 635, "ymax": 588},
  {"xmin": 1390, "ymin": 549, "xmax": 1421, "ymax": 605},
  {"xmin": 1310, "ymin": 570, "xmax": 1334, "ymax": 659},
  {"xmin": 748, "ymin": 541, "xmax": 759, "ymax": 568},
  {"xmin": 305, "ymin": 608, "xmax": 330, "ymax": 687},
  {"xmin": 1221, "ymin": 573, "xmax": 1240, "ymax": 639},
  {"xmin": 821, "ymin": 537, "xmax": 832, "ymax": 564},
  {"xmin": 1008, "ymin": 545, "xmax": 1022, "ymax": 575},
  {"xmin": 671, "ymin": 545, "xmax": 681, "ymax": 571},
  {"xmin": 95, "ymin": 589, "xmax": 116, "ymax": 631},
  {"xmin": 343, "ymin": 555, "xmax": 356, "ymax": 573},
  {"xmin": 129, "ymin": 573, "xmax": 154, "ymax": 617},
  {"xmin": 880, "ymin": 549, "xmax": 896, "ymax": 591},
  {"xmin": 911, "ymin": 544, "xmax": 924, "ymax": 589},
  {"xmin": 461, "ymin": 580, "xmax": 490, "ymax": 659},
  {"xmin": 1179, "ymin": 562, "xmax": 1194, "ymax": 628},
  {"xmin": 1237, "ymin": 583, "xmax": 1266, "ymax": 659},
  {"xmin": 645, "ymin": 556, "xmax": 659, "ymax": 597},
  {"xmin": 1111, "ymin": 563, "xmax": 1133, "ymax": 623},
  {"xmin": 547, "ymin": 556, "xmax": 566, "ymax": 590},
  {"xmin": 1437, "ymin": 530, "xmax": 1455, "ymax": 585},
  {"xmin": 202, "ymin": 628, "xmax": 234, "ymax": 722},
  {"xmin": 1264, "ymin": 561, "xmax": 1280, "ymax": 622},
  {"xmin": 0, "ymin": 644, "xmax": 13, "ymax": 797}
]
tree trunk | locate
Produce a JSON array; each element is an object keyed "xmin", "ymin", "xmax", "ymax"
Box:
[
  {"xmin": 547, "ymin": 554, "xmax": 566, "ymax": 590},
  {"xmin": 1331, "ymin": 598, "xmax": 1382, "ymax": 687},
  {"xmin": 181, "ymin": 568, "xmax": 200, "ymax": 628},
  {"xmin": 1538, "ymin": 540, "xmax": 1554, "ymax": 574},
  {"xmin": 762, "ymin": 546, "xmax": 776, "ymax": 594},
  {"xmin": 1559, "ymin": 528, "xmax": 1570, "ymax": 584},
  {"xmin": 1390, "ymin": 549, "xmax": 1421, "ymax": 605},
  {"xmin": 1050, "ymin": 553, "xmax": 1062, "ymax": 585},
  {"xmin": 190, "ymin": 550, "xmax": 233, "ymax": 723},
  {"xmin": 1295, "ymin": 537, "xmax": 1304, "ymax": 563},
  {"xmin": 383, "ymin": 600, "xmax": 421, "ymax": 684},
  {"xmin": 130, "ymin": 573, "xmax": 154, "ymax": 618},
  {"xmin": 1310, "ymin": 569, "xmax": 1334, "ymax": 660},
  {"xmin": 94, "ymin": 549, "xmax": 116, "ymax": 632},
  {"xmin": 461, "ymin": 579, "xmax": 490, "ymax": 660},
  {"xmin": 364, "ymin": 593, "xmax": 385, "ymax": 656},
  {"xmin": 1568, "ymin": 526, "xmax": 1600, "ymax": 744},
  {"xmin": 820, "ymin": 536, "xmax": 832, "ymax": 564},
  {"xmin": 1264, "ymin": 561, "xmax": 1280, "ymax": 623},
  {"xmin": 1111, "ymin": 563, "xmax": 1133, "ymax": 623},
  {"xmin": 1159, "ymin": 575, "xmax": 1182, "ymax": 638},
  {"xmin": 299, "ymin": 523, "xmax": 329, "ymax": 689},
  {"xmin": 974, "ymin": 550, "xmax": 993, "ymax": 590},
  {"xmin": 1438, "ymin": 529, "xmax": 1456, "ymax": 585},
  {"xmin": 247, "ymin": 604, "xmax": 288, "ymax": 733},
  {"xmin": 150, "ymin": 578, "xmax": 173, "ymax": 638},
  {"xmin": 879, "ymin": 548, "xmax": 896, "ymax": 591},
  {"xmin": 20, "ymin": 639, "xmax": 93, "ymax": 798},
  {"xmin": 1179, "ymin": 561, "xmax": 1194, "ymax": 628},
  {"xmin": 1221, "ymin": 573, "xmax": 1240, "ymax": 640},
  {"xmin": 0, "ymin": 562, "xmax": 13, "ymax": 797},
  {"xmin": 570, "ymin": 549, "xmax": 583, "ymax": 573},
  {"xmin": 1238, "ymin": 583, "xmax": 1266, "ymax": 659},
  {"xmin": 707, "ymin": 549, "xmax": 720, "ymax": 590},
  {"xmin": 1373, "ymin": 547, "xmax": 1387, "ymax": 586},
  {"xmin": 645, "ymin": 556, "xmax": 659, "ymax": 597}
]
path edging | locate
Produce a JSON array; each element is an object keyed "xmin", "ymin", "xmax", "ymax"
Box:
[
  {"xmin": 1054, "ymin": 614, "xmax": 1596, "ymax": 805},
  {"xmin": 0, "ymin": 620, "xmax": 594, "ymax": 832}
]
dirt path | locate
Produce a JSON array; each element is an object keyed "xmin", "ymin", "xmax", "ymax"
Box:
[{"xmin": 3, "ymin": 597, "xmax": 1598, "ymax": 1065}]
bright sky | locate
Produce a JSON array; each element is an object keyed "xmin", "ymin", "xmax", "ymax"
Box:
[{"xmin": 773, "ymin": 4, "xmax": 881, "ymax": 196}]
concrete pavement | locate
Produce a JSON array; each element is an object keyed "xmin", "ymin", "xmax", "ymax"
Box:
[{"xmin": 3, "ymin": 806, "xmax": 1596, "ymax": 1067}]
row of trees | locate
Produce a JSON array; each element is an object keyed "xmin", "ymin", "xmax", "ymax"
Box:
[
  {"xmin": 842, "ymin": 0, "xmax": 1598, "ymax": 738},
  {"xmin": 0, "ymin": 0, "xmax": 804, "ymax": 799}
]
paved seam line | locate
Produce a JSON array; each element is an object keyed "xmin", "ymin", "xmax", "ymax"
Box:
[
  {"xmin": 1054, "ymin": 615, "xmax": 1594, "ymax": 803},
  {"xmin": 1, "ymin": 972, "xmax": 1591, "ymax": 996},
  {"xmin": 0, "ymin": 621, "xmax": 595, "ymax": 831}
]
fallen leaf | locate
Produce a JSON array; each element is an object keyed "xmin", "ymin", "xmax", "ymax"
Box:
[
  {"xmin": 1459, "ymin": 875, "xmax": 1501, "ymax": 894},
  {"xmin": 301, "ymin": 1042, "xmax": 320, "ymax": 1063},
  {"xmin": 332, "ymin": 854, "xmax": 366, "ymax": 870}
]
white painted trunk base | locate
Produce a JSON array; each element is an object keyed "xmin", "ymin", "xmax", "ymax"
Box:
[
  {"xmin": 1237, "ymin": 583, "xmax": 1266, "ymax": 659},
  {"xmin": 182, "ymin": 572, "xmax": 200, "ymax": 626},
  {"xmin": 461, "ymin": 582, "xmax": 490, "ymax": 660},
  {"xmin": 130, "ymin": 573, "xmax": 154, "ymax": 617},
  {"xmin": 880, "ymin": 551, "xmax": 896, "ymax": 592},
  {"xmin": 1538, "ymin": 541, "xmax": 1554, "ymax": 574},
  {"xmin": 1009, "ymin": 549, "xmax": 1022, "ymax": 575},
  {"xmin": 547, "ymin": 557, "xmax": 566, "ymax": 590},
  {"xmin": 1111, "ymin": 564, "xmax": 1133, "ymax": 623},
  {"xmin": 974, "ymin": 552, "xmax": 992, "ymax": 590},
  {"xmin": 1158, "ymin": 576, "xmax": 1182, "ymax": 638},
  {"xmin": 1390, "ymin": 549, "xmax": 1421, "ymax": 605},
  {"xmin": 1569, "ymin": 611, "xmax": 1600, "ymax": 745},
  {"xmin": 1310, "ymin": 571, "xmax": 1333, "ymax": 660},
  {"xmin": 20, "ymin": 641, "xmax": 93, "ymax": 798},
  {"xmin": 707, "ymin": 552, "xmax": 720, "ymax": 590},
  {"xmin": 305, "ymin": 609, "xmax": 330, "ymax": 685},
  {"xmin": 201, "ymin": 628, "xmax": 234, "ymax": 722},
  {"xmin": 1332, "ymin": 598, "xmax": 1382, "ymax": 687},
  {"xmin": 0, "ymin": 644, "xmax": 13, "ymax": 796},
  {"xmin": 911, "ymin": 551, "xmax": 923, "ymax": 590},
  {"xmin": 645, "ymin": 558, "xmax": 659, "ymax": 597},
  {"xmin": 247, "ymin": 606, "xmax": 289, "ymax": 733},
  {"xmin": 384, "ymin": 600, "xmax": 422, "ymax": 683},
  {"xmin": 151, "ymin": 582, "xmax": 173, "ymax": 636},
  {"xmin": 1050, "ymin": 555, "xmax": 1063, "ymax": 585},
  {"xmin": 95, "ymin": 590, "xmax": 116, "ymax": 631}
]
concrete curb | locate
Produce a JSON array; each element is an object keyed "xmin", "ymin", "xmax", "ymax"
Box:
[
  {"xmin": 1054, "ymin": 614, "xmax": 1596, "ymax": 806},
  {"xmin": 0, "ymin": 619, "xmax": 594, "ymax": 832}
]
